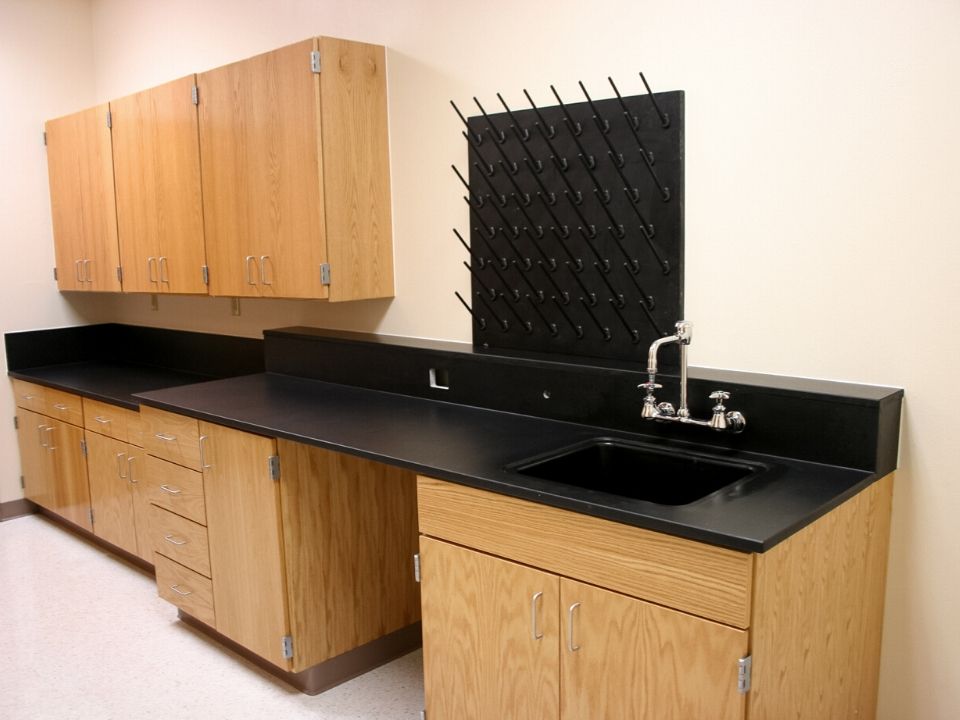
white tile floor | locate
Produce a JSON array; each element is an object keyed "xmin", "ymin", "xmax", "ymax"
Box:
[{"xmin": 0, "ymin": 514, "xmax": 424, "ymax": 719}]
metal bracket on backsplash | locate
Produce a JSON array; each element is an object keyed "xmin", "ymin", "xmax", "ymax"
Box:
[{"xmin": 451, "ymin": 74, "xmax": 684, "ymax": 366}]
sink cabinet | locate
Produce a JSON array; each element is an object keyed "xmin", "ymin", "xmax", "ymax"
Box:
[{"xmin": 418, "ymin": 474, "xmax": 893, "ymax": 720}]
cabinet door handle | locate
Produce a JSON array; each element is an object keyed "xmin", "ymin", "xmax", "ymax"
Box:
[
  {"xmin": 531, "ymin": 591, "xmax": 544, "ymax": 640},
  {"xmin": 259, "ymin": 255, "xmax": 272, "ymax": 285},
  {"xmin": 169, "ymin": 584, "xmax": 192, "ymax": 597},
  {"xmin": 163, "ymin": 534, "xmax": 187, "ymax": 546},
  {"xmin": 94, "ymin": 416, "xmax": 111, "ymax": 424},
  {"xmin": 37, "ymin": 424, "xmax": 48, "ymax": 448},
  {"xmin": 127, "ymin": 455, "xmax": 137, "ymax": 483},
  {"xmin": 147, "ymin": 257, "xmax": 158, "ymax": 283},
  {"xmin": 75, "ymin": 259, "xmax": 84, "ymax": 282},
  {"xmin": 53, "ymin": 403, "xmax": 68, "ymax": 411},
  {"xmin": 245, "ymin": 256, "xmax": 258, "ymax": 285},
  {"xmin": 159, "ymin": 484, "xmax": 182, "ymax": 495},
  {"xmin": 116, "ymin": 452, "xmax": 127, "ymax": 479},
  {"xmin": 159, "ymin": 256, "xmax": 169, "ymax": 284},
  {"xmin": 83, "ymin": 259, "xmax": 93, "ymax": 283},
  {"xmin": 154, "ymin": 432, "xmax": 176, "ymax": 441},
  {"xmin": 44, "ymin": 426, "xmax": 56, "ymax": 451},
  {"xmin": 199, "ymin": 434, "xmax": 211, "ymax": 469},
  {"xmin": 567, "ymin": 602, "xmax": 581, "ymax": 652}
]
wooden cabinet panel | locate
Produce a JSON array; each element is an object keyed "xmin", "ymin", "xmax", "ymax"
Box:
[
  {"xmin": 83, "ymin": 397, "xmax": 137, "ymax": 443},
  {"xmin": 560, "ymin": 579, "xmax": 747, "ymax": 720},
  {"xmin": 418, "ymin": 476, "xmax": 753, "ymax": 628},
  {"xmin": 150, "ymin": 504, "xmax": 211, "ymax": 577},
  {"xmin": 155, "ymin": 554, "xmax": 216, "ymax": 627},
  {"xmin": 44, "ymin": 387, "xmax": 83, "ymax": 427},
  {"xmin": 126, "ymin": 445, "xmax": 154, "ymax": 563},
  {"xmin": 45, "ymin": 104, "xmax": 121, "ymax": 292},
  {"xmin": 141, "ymin": 406, "xmax": 201, "ymax": 470},
  {"xmin": 198, "ymin": 39, "xmax": 328, "ymax": 299},
  {"xmin": 112, "ymin": 75, "xmax": 207, "ymax": 294},
  {"xmin": 277, "ymin": 441, "xmax": 420, "ymax": 671},
  {"xmin": 144, "ymin": 455, "xmax": 206, "ymax": 525},
  {"xmin": 86, "ymin": 432, "xmax": 139, "ymax": 555},
  {"xmin": 12, "ymin": 380, "xmax": 46, "ymax": 414},
  {"xmin": 200, "ymin": 422, "xmax": 289, "ymax": 668},
  {"xmin": 421, "ymin": 537, "xmax": 560, "ymax": 720},
  {"xmin": 16, "ymin": 408, "xmax": 53, "ymax": 510},
  {"xmin": 47, "ymin": 419, "xmax": 92, "ymax": 531}
]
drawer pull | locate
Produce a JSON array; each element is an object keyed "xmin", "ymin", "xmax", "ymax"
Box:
[
  {"xmin": 53, "ymin": 403, "xmax": 68, "ymax": 411},
  {"xmin": 159, "ymin": 484, "xmax": 183, "ymax": 495},
  {"xmin": 94, "ymin": 416, "xmax": 111, "ymax": 424},
  {"xmin": 116, "ymin": 452, "xmax": 127, "ymax": 479},
  {"xmin": 23, "ymin": 394, "xmax": 36, "ymax": 401},
  {"xmin": 567, "ymin": 602, "xmax": 581, "ymax": 652},
  {"xmin": 155, "ymin": 432, "xmax": 176, "ymax": 441},
  {"xmin": 199, "ymin": 434, "xmax": 211, "ymax": 469},
  {"xmin": 169, "ymin": 584, "xmax": 193, "ymax": 597},
  {"xmin": 531, "ymin": 591, "xmax": 544, "ymax": 640},
  {"xmin": 163, "ymin": 534, "xmax": 188, "ymax": 546}
]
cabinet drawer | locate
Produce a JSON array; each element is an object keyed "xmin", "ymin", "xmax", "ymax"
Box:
[
  {"xmin": 11, "ymin": 379, "xmax": 46, "ymax": 413},
  {"xmin": 83, "ymin": 398, "xmax": 139, "ymax": 444},
  {"xmin": 127, "ymin": 411, "xmax": 144, "ymax": 447},
  {"xmin": 142, "ymin": 406, "xmax": 201, "ymax": 470},
  {"xmin": 150, "ymin": 505, "xmax": 211, "ymax": 577},
  {"xmin": 145, "ymin": 455, "xmax": 206, "ymax": 526},
  {"xmin": 44, "ymin": 387, "xmax": 84, "ymax": 426},
  {"xmin": 155, "ymin": 554, "xmax": 216, "ymax": 627},
  {"xmin": 418, "ymin": 476, "xmax": 754, "ymax": 629}
]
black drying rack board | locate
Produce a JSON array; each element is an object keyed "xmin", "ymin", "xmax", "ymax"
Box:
[{"xmin": 453, "ymin": 82, "xmax": 684, "ymax": 367}]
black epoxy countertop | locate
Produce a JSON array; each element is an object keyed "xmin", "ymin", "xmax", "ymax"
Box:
[{"xmin": 136, "ymin": 372, "xmax": 874, "ymax": 553}]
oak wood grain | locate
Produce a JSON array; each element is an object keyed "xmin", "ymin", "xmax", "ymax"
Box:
[
  {"xmin": 155, "ymin": 554, "xmax": 216, "ymax": 627},
  {"xmin": 86, "ymin": 432, "xmax": 138, "ymax": 555},
  {"xmin": 144, "ymin": 455, "xmax": 206, "ymax": 526},
  {"xmin": 83, "ymin": 397, "xmax": 138, "ymax": 444},
  {"xmin": 141, "ymin": 406, "xmax": 201, "ymax": 470},
  {"xmin": 149, "ymin": 504, "xmax": 211, "ymax": 577}
]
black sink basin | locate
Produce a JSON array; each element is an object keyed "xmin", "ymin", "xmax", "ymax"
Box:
[{"xmin": 510, "ymin": 439, "xmax": 762, "ymax": 506}]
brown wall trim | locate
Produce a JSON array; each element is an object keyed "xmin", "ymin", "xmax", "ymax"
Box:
[{"xmin": 0, "ymin": 498, "xmax": 38, "ymax": 522}]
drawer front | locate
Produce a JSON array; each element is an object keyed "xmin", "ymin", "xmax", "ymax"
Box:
[
  {"xmin": 127, "ymin": 410, "xmax": 144, "ymax": 448},
  {"xmin": 11, "ymin": 379, "xmax": 46, "ymax": 413},
  {"xmin": 155, "ymin": 554, "xmax": 216, "ymax": 626},
  {"xmin": 83, "ymin": 398, "xmax": 138, "ymax": 444},
  {"xmin": 418, "ymin": 476, "xmax": 754, "ymax": 629},
  {"xmin": 150, "ymin": 505, "xmax": 211, "ymax": 577},
  {"xmin": 44, "ymin": 387, "xmax": 84, "ymax": 426},
  {"xmin": 142, "ymin": 406, "xmax": 201, "ymax": 470},
  {"xmin": 145, "ymin": 455, "xmax": 206, "ymax": 526}
]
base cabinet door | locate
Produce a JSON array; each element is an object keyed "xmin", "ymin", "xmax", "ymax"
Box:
[
  {"xmin": 16, "ymin": 409, "xmax": 53, "ymax": 510},
  {"xmin": 47, "ymin": 419, "xmax": 92, "ymax": 531},
  {"xmin": 420, "ymin": 536, "xmax": 560, "ymax": 720},
  {"xmin": 560, "ymin": 579, "xmax": 748, "ymax": 720},
  {"xmin": 199, "ymin": 421, "xmax": 290, "ymax": 668},
  {"xmin": 86, "ymin": 432, "xmax": 139, "ymax": 556}
]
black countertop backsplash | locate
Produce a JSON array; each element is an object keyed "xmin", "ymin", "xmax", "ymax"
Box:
[{"xmin": 7, "ymin": 323, "xmax": 903, "ymax": 553}]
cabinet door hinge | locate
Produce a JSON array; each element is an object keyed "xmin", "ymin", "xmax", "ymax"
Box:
[
  {"xmin": 117, "ymin": 266, "xmax": 123, "ymax": 283},
  {"xmin": 13, "ymin": 415, "xmax": 19, "ymax": 430},
  {"xmin": 310, "ymin": 50, "xmax": 321, "ymax": 73},
  {"xmin": 201, "ymin": 265, "xmax": 209, "ymax": 285},
  {"xmin": 281, "ymin": 635, "xmax": 293, "ymax": 659},
  {"xmin": 737, "ymin": 655, "xmax": 752, "ymax": 694},
  {"xmin": 191, "ymin": 84, "xmax": 199, "ymax": 105},
  {"xmin": 43, "ymin": 130, "xmax": 47, "ymax": 146},
  {"xmin": 420, "ymin": 711, "xmax": 426, "ymax": 720},
  {"xmin": 88, "ymin": 507, "xmax": 95, "ymax": 526},
  {"xmin": 320, "ymin": 263, "xmax": 331, "ymax": 286},
  {"xmin": 53, "ymin": 267, "xmax": 58, "ymax": 281},
  {"xmin": 268, "ymin": 455, "xmax": 280, "ymax": 481},
  {"xmin": 80, "ymin": 438, "xmax": 88, "ymax": 457},
  {"xmin": 106, "ymin": 109, "xmax": 112, "ymax": 128},
  {"xmin": 20, "ymin": 475, "xmax": 25, "ymax": 489},
  {"xmin": 413, "ymin": 553, "xmax": 421, "ymax": 583}
]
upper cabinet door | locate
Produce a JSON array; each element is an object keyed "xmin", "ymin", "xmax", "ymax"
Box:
[
  {"xmin": 317, "ymin": 36, "xmax": 394, "ymax": 302},
  {"xmin": 45, "ymin": 104, "xmax": 121, "ymax": 292},
  {"xmin": 197, "ymin": 39, "xmax": 328, "ymax": 299},
  {"xmin": 112, "ymin": 75, "xmax": 207, "ymax": 294}
]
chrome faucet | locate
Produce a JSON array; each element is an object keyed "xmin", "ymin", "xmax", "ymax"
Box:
[{"xmin": 639, "ymin": 320, "xmax": 746, "ymax": 433}]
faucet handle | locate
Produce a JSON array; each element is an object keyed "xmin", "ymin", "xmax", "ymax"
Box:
[
  {"xmin": 638, "ymin": 381, "xmax": 662, "ymax": 394},
  {"xmin": 709, "ymin": 390, "xmax": 731, "ymax": 405}
]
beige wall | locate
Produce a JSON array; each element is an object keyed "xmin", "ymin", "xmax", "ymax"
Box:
[{"xmin": 2, "ymin": 0, "xmax": 958, "ymax": 716}]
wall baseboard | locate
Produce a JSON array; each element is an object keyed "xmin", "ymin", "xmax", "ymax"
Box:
[{"xmin": 0, "ymin": 498, "xmax": 37, "ymax": 521}]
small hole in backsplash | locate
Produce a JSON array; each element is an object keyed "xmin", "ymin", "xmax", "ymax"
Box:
[{"xmin": 429, "ymin": 368, "xmax": 450, "ymax": 390}]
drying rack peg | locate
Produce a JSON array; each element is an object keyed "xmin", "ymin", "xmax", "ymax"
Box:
[
  {"xmin": 607, "ymin": 77, "xmax": 640, "ymax": 130},
  {"xmin": 623, "ymin": 263, "xmax": 655, "ymax": 310},
  {"xmin": 553, "ymin": 297, "xmax": 583, "ymax": 338},
  {"xmin": 498, "ymin": 292, "xmax": 533, "ymax": 334},
  {"xmin": 484, "ymin": 128, "xmax": 518, "ymax": 174},
  {"xmin": 623, "ymin": 188, "xmax": 655, "ymax": 238},
  {"xmin": 486, "ymin": 259, "xmax": 523, "ymax": 300},
  {"xmin": 513, "ymin": 261, "xmax": 544, "ymax": 302},
  {"xmin": 523, "ymin": 89, "xmax": 556, "ymax": 138},
  {"xmin": 566, "ymin": 119, "xmax": 596, "ymax": 169},
  {"xmin": 468, "ymin": 139, "xmax": 495, "ymax": 176},
  {"xmin": 609, "ymin": 229, "xmax": 639, "ymax": 274},
  {"xmin": 639, "ymin": 72, "xmax": 670, "ymax": 128},
  {"xmin": 550, "ymin": 85, "xmax": 582, "ymax": 136},
  {"xmin": 567, "ymin": 262, "xmax": 595, "ymax": 302},
  {"xmin": 525, "ymin": 161, "xmax": 555, "ymax": 203},
  {"xmin": 608, "ymin": 298, "xmax": 640, "ymax": 343},
  {"xmin": 536, "ymin": 122, "xmax": 569, "ymax": 172},
  {"xmin": 538, "ymin": 261, "xmax": 567, "ymax": 301},
  {"xmin": 451, "ymin": 100, "xmax": 483, "ymax": 144},
  {"xmin": 526, "ymin": 295, "xmax": 558, "ymax": 336},
  {"xmin": 463, "ymin": 261, "xmax": 497, "ymax": 301},
  {"xmin": 577, "ymin": 80, "xmax": 610, "ymax": 134},
  {"xmin": 497, "ymin": 93, "xmax": 531, "ymax": 142},
  {"xmin": 475, "ymin": 291, "xmax": 509, "ymax": 332},
  {"xmin": 453, "ymin": 228, "xmax": 486, "ymax": 270},
  {"xmin": 466, "ymin": 199, "xmax": 497, "ymax": 240},
  {"xmin": 452, "ymin": 165, "xmax": 484, "ymax": 207},
  {"xmin": 473, "ymin": 97, "xmax": 506, "ymax": 143},
  {"xmin": 501, "ymin": 164, "xmax": 532, "ymax": 206},
  {"xmin": 455, "ymin": 291, "xmax": 487, "ymax": 330},
  {"xmin": 580, "ymin": 297, "xmax": 611, "ymax": 341},
  {"xmin": 596, "ymin": 263, "xmax": 623, "ymax": 303}
]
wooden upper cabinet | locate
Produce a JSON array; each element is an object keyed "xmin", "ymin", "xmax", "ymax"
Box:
[
  {"xmin": 197, "ymin": 37, "xmax": 394, "ymax": 301},
  {"xmin": 45, "ymin": 104, "xmax": 122, "ymax": 292},
  {"xmin": 111, "ymin": 76, "xmax": 207, "ymax": 294}
]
